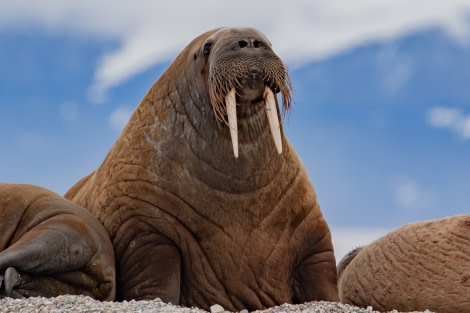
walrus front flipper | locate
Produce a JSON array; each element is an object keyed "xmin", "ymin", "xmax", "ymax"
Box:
[
  {"xmin": 3, "ymin": 267, "xmax": 22, "ymax": 298},
  {"xmin": 293, "ymin": 227, "xmax": 339, "ymax": 303},
  {"xmin": 1, "ymin": 267, "xmax": 27, "ymax": 299},
  {"xmin": 0, "ymin": 183, "xmax": 116, "ymax": 300},
  {"xmin": 113, "ymin": 218, "xmax": 182, "ymax": 302}
]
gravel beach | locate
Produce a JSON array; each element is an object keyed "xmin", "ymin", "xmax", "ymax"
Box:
[{"xmin": 0, "ymin": 295, "xmax": 435, "ymax": 313}]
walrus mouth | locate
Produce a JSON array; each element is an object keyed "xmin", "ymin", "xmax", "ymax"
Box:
[
  {"xmin": 209, "ymin": 54, "xmax": 292, "ymax": 158},
  {"xmin": 225, "ymin": 87, "xmax": 281, "ymax": 158}
]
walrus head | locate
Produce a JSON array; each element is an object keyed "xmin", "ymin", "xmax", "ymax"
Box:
[
  {"xmin": 197, "ymin": 27, "xmax": 292, "ymax": 158},
  {"xmin": 202, "ymin": 28, "xmax": 292, "ymax": 157}
]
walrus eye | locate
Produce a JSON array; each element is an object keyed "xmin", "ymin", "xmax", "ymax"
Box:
[{"xmin": 203, "ymin": 42, "xmax": 212, "ymax": 59}]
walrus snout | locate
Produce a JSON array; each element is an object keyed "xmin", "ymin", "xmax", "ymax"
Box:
[{"xmin": 207, "ymin": 29, "xmax": 292, "ymax": 158}]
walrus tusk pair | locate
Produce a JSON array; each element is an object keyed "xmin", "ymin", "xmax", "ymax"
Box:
[{"xmin": 225, "ymin": 86, "xmax": 282, "ymax": 158}]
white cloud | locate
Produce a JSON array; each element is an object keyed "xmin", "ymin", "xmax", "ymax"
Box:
[
  {"xmin": 459, "ymin": 116, "xmax": 470, "ymax": 138},
  {"xmin": 109, "ymin": 106, "xmax": 134, "ymax": 132},
  {"xmin": 426, "ymin": 106, "xmax": 462, "ymax": 127},
  {"xmin": 426, "ymin": 106, "xmax": 470, "ymax": 139},
  {"xmin": 392, "ymin": 177, "xmax": 435, "ymax": 213},
  {"xmin": 1, "ymin": 1, "xmax": 470, "ymax": 101},
  {"xmin": 395, "ymin": 180, "xmax": 420, "ymax": 208},
  {"xmin": 331, "ymin": 227, "xmax": 390, "ymax": 263},
  {"xmin": 376, "ymin": 45, "xmax": 414, "ymax": 96},
  {"xmin": 60, "ymin": 101, "xmax": 79, "ymax": 121}
]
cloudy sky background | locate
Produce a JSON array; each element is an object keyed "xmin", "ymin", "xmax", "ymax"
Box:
[{"xmin": 1, "ymin": 1, "xmax": 470, "ymax": 261}]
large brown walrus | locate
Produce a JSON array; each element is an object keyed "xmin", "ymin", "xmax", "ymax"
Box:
[
  {"xmin": 337, "ymin": 214, "xmax": 470, "ymax": 313},
  {"xmin": 0, "ymin": 183, "xmax": 115, "ymax": 300},
  {"xmin": 65, "ymin": 27, "xmax": 338, "ymax": 311}
]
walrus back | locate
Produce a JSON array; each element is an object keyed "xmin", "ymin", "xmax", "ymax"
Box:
[
  {"xmin": 65, "ymin": 171, "xmax": 93, "ymax": 199},
  {"xmin": 338, "ymin": 214, "xmax": 470, "ymax": 313},
  {"xmin": 336, "ymin": 246, "xmax": 362, "ymax": 282}
]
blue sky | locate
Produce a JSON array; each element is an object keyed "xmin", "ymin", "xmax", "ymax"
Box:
[{"xmin": 1, "ymin": 1, "xmax": 470, "ymax": 260}]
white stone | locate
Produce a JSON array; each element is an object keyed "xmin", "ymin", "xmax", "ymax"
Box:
[{"xmin": 210, "ymin": 304, "xmax": 225, "ymax": 313}]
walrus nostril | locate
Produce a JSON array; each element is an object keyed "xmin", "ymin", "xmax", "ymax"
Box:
[
  {"xmin": 253, "ymin": 40, "xmax": 262, "ymax": 48},
  {"xmin": 238, "ymin": 40, "xmax": 248, "ymax": 48},
  {"xmin": 238, "ymin": 39, "xmax": 263, "ymax": 49}
]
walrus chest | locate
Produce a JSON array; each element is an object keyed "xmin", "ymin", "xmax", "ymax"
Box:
[
  {"xmin": 109, "ymin": 160, "xmax": 311, "ymax": 309},
  {"xmin": 177, "ymin": 209, "xmax": 306, "ymax": 310}
]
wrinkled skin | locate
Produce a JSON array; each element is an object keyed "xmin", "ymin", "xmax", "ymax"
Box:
[
  {"xmin": 338, "ymin": 214, "xmax": 470, "ymax": 313},
  {"xmin": 65, "ymin": 27, "xmax": 338, "ymax": 311},
  {"xmin": 0, "ymin": 183, "xmax": 115, "ymax": 300}
]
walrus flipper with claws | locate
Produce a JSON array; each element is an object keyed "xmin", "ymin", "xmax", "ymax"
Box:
[
  {"xmin": 0, "ymin": 183, "xmax": 115, "ymax": 300},
  {"xmin": 66, "ymin": 27, "xmax": 338, "ymax": 311}
]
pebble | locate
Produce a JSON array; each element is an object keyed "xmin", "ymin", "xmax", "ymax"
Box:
[
  {"xmin": 210, "ymin": 304, "xmax": 225, "ymax": 313},
  {"xmin": 0, "ymin": 296, "xmax": 437, "ymax": 313}
]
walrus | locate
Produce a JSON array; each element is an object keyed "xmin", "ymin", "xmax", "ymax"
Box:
[
  {"xmin": 0, "ymin": 183, "xmax": 115, "ymax": 300},
  {"xmin": 337, "ymin": 214, "xmax": 470, "ymax": 313},
  {"xmin": 65, "ymin": 27, "xmax": 338, "ymax": 311}
]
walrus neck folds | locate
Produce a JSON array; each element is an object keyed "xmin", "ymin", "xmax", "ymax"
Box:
[{"xmin": 136, "ymin": 75, "xmax": 287, "ymax": 193}]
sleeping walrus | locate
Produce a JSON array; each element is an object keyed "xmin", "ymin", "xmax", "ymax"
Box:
[
  {"xmin": 0, "ymin": 183, "xmax": 115, "ymax": 300},
  {"xmin": 337, "ymin": 214, "xmax": 470, "ymax": 313},
  {"xmin": 65, "ymin": 27, "xmax": 338, "ymax": 310}
]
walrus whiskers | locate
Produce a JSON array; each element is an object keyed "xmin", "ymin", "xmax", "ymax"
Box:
[{"xmin": 210, "ymin": 52, "xmax": 292, "ymax": 157}]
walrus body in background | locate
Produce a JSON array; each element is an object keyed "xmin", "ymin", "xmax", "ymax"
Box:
[
  {"xmin": 65, "ymin": 27, "xmax": 338, "ymax": 311},
  {"xmin": 337, "ymin": 214, "xmax": 470, "ymax": 313},
  {"xmin": 0, "ymin": 183, "xmax": 115, "ymax": 300}
]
